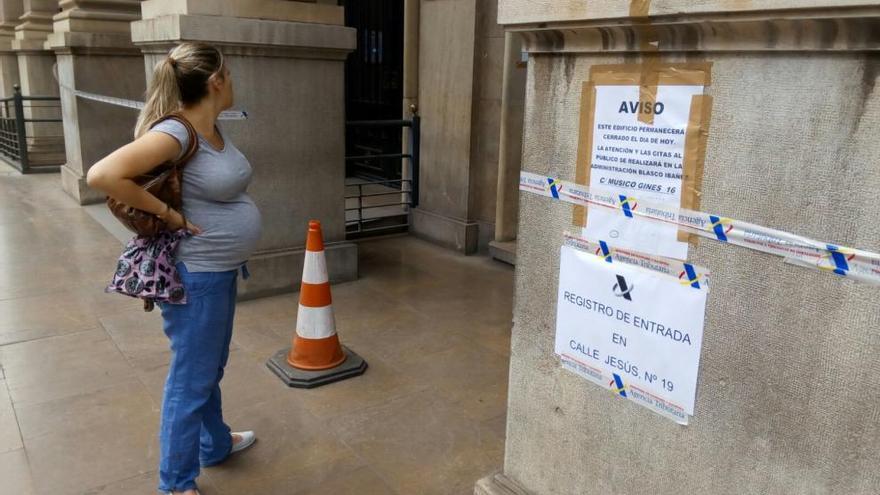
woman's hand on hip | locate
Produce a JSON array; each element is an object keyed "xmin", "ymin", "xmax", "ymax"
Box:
[{"xmin": 165, "ymin": 209, "xmax": 203, "ymax": 235}]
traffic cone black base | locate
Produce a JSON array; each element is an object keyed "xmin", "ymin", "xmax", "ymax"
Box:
[{"xmin": 267, "ymin": 345, "xmax": 368, "ymax": 389}]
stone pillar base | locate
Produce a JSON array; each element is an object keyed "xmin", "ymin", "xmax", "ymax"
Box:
[
  {"xmin": 26, "ymin": 135, "xmax": 66, "ymax": 169},
  {"xmin": 237, "ymin": 242, "xmax": 358, "ymax": 301},
  {"xmin": 61, "ymin": 165, "xmax": 104, "ymax": 204},
  {"xmin": 488, "ymin": 240, "xmax": 516, "ymax": 265},
  {"xmin": 475, "ymin": 473, "xmax": 531, "ymax": 495},
  {"xmin": 411, "ymin": 207, "xmax": 479, "ymax": 254}
]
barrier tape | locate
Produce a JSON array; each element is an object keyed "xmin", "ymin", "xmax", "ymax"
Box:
[
  {"xmin": 521, "ymin": 171, "xmax": 880, "ymax": 286},
  {"xmin": 63, "ymin": 87, "xmax": 248, "ymax": 121},
  {"xmin": 563, "ymin": 233, "xmax": 711, "ymax": 292}
]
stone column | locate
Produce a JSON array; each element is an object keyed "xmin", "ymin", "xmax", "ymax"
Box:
[
  {"xmin": 479, "ymin": 2, "xmax": 880, "ymax": 495},
  {"xmin": 12, "ymin": 0, "xmax": 65, "ymax": 169},
  {"xmin": 131, "ymin": 0, "xmax": 357, "ymax": 299},
  {"xmin": 488, "ymin": 31, "xmax": 526, "ymax": 265},
  {"xmin": 49, "ymin": 0, "xmax": 143, "ymax": 204},
  {"xmin": 0, "ymin": 0, "xmax": 23, "ymax": 96},
  {"xmin": 411, "ymin": 0, "xmax": 510, "ymax": 255},
  {"xmin": 410, "ymin": 0, "xmax": 479, "ymax": 253}
]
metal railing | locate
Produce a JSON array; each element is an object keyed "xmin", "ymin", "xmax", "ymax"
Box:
[
  {"xmin": 345, "ymin": 113, "xmax": 420, "ymax": 238},
  {"xmin": 0, "ymin": 84, "xmax": 63, "ymax": 174}
]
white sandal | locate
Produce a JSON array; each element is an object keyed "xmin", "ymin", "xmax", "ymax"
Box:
[{"xmin": 230, "ymin": 430, "xmax": 256, "ymax": 454}]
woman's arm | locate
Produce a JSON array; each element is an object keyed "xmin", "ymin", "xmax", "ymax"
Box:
[{"xmin": 87, "ymin": 132, "xmax": 201, "ymax": 233}]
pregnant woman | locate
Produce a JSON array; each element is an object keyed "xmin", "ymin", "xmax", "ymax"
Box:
[{"xmin": 87, "ymin": 42, "xmax": 261, "ymax": 495}]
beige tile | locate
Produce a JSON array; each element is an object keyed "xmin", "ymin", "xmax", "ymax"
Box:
[
  {"xmin": 0, "ymin": 285, "xmax": 141, "ymax": 346},
  {"xmin": 99, "ymin": 310, "xmax": 170, "ymax": 370},
  {"xmin": 471, "ymin": 324, "xmax": 513, "ymax": 358},
  {"xmin": 444, "ymin": 310, "xmax": 514, "ymax": 358},
  {"xmin": 332, "ymin": 389, "xmax": 504, "ymax": 495},
  {"xmin": 292, "ymin": 351, "xmax": 427, "ymax": 421},
  {"xmin": 83, "ymin": 471, "xmax": 220, "ymax": 495},
  {"xmin": 80, "ymin": 471, "xmax": 159, "ymax": 495},
  {"xmin": 0, "ymin": 261, "xmax": 108, "ymax": 300},
  {"xmin": 202, "ymin": 395, "xmax": 356, "ymax": 494},
  {"xmin": 234, "ymin": 292, "xmax": 299, "ymax": 324},
  {"xmin": 294, "ymin": 465, "xmax": 397, "ymax": 495},
  {"xmin": 0, "ymin": 329, "xmax": 138, "ymax": 407},
  {"xmin": 335, "ymin": 306, "xmax": 473, "ymax": 365},
  {"xmin": 328, "ymin": 280, "xmax": 405, "ymax": 322},
  {"xmin": 231, "ymin": 320, "xmax": 290, "ymax": 358},
  {"xmin": 13, "ymin": 379, "xmax": 156, "ymax": 495},
  {"xmin": 15, "ymin": 379, "xmax": 156, "ymax": 441},
  {"xmin": 25, "ymin": 401, "xmax": 159, "ymax": 495},
  {"xmin": 205, "ymin": 452, "xmax": 375, "ymax": 494},
  {"xmin": 392, "ymin": 344, "xmax": 510, "ymax": 422},
  {"xmin": 0, "ymin": 380, "xmax": 23, "ymax": 453},
  {"xmin": 0, "ymin": 449, "xmax": 36, "ymax": 494},
  {"xmin": 482, "ymin": 413, "xmax": 508, "ymax": 442},
  {"xmin": 0, "ymin": 291, "xmax": 99, "ymax": 346}
]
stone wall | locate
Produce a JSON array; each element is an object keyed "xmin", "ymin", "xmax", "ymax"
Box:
[
  {"xmin": 481, "ymin": 3, "xmax": 880, "ymax": 494},
  {"xmin": 412, "ymin": 0, "xmax": 518, "ymax": 254},
  {"xmin": 0, "ymin": 0, "xmax": 22, "ymax": 96},
  {"xmin": 468, "ymin": 0, "xmax": 505, "ymax": 251},
  {"xmin": 412, "ymin": 0, "xmax": 478, "ymax": 252}
]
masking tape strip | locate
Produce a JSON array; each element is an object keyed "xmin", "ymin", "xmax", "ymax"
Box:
[
  {"xmin": 679, "ymin": 94, "xmax": 712, "ymax": 243},
  {"xmin": 522, "ymin": 171, "xmax": 880, "ymax": 285},
  {"xmin": 573, "ymin": 63, "xmax": 713, "ymax": 234},
  {"xmin": 630, "ymin": 0, "xmax": 660, "ymax": 127},
  {"xmin": 63, "ymin": 87, "xmax": 248, "ymax": 121},
  {"xmin": 563, "ymin": 232, "xmax": 711, "ymax": 292}
]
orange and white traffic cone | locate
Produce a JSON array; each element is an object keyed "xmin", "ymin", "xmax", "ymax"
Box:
[
  {"xmin": 267, "ymin": 220, "xmax": 367, "ymax": 388},
  {"xmin": 288, "ymin": 220, "xmax": 345, "ymax": 370}
]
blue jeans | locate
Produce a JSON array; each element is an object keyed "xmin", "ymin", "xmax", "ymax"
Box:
[{"xmin": 157, "ymin": 262, "xmax": 239, "ymax": 493}]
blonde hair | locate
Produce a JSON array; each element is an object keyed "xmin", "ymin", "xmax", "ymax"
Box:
[{"xmin": 134, "ymin": 42, "xmax": 225, "ymax": 138}]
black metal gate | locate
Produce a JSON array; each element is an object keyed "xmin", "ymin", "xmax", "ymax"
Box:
[
  {"xmin": 343, "ymin": 0, "xmax": 404, "ymax": 181},
  {"xmin": 345, "ymin": 114, "xmax": 419, "ymax": 238},
  {"xmin": 0, "ymin": 85, "xmax": 63, "ymax": 174}
]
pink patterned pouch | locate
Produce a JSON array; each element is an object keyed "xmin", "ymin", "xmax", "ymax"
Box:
[{"xmin": 105, "ymin": 230, "xmax": 188, "ymax": 311}]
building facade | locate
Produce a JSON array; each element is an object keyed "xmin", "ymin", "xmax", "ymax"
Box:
[{"xmin": 0, "ymin": 0, "xmax": 526, "ymax": 296}]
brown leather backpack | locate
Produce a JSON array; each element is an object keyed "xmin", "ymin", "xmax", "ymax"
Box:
[{"xmin": 106, "ymin": 115, "xmax": 199, "ymax": 237}]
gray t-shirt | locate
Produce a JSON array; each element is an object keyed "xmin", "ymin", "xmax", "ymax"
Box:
[{"xmin": 151, "ymin": 119, "xmax": 262, "ymax": 272}]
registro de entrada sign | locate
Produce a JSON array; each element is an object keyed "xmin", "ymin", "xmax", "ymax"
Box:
[{"xmin": 555, "ymin": 245, "xmax": 709, "ymax": 423}]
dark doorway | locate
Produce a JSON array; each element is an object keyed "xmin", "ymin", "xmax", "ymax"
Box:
[{"xmin": 342, "ymin": 0, "xmax": 404, "ymax": 181}]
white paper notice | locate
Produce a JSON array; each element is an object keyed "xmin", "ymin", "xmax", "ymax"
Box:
[
  {"xmin": 555, "ymin": 245, "xmax": 708, "ymax": 423},
  {"xmin": 584, "ymin": 85, "xmax": 704, "ymax": 260}
]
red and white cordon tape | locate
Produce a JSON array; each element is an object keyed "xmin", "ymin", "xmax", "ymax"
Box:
[{"xmin": 63, "ymin": 86, "xmax": 248, "ymax": 121}]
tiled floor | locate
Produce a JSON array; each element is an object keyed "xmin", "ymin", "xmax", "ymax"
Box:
[{"xmin": 0, "ymin": 162, "xmax": 513, "ymax": 495}]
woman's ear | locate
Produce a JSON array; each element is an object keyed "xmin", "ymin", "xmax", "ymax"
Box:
[{"xmin": 209, "ymin": 73, "xmax": 224, "ymax": 93}]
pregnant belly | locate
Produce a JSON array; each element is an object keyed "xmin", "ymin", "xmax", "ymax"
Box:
[
  {"xmin": 179, "ymin": 199, "xmax": 263, "ymax": 264},
  {"xmin": 227, "ymin": 201, "xmax": 262, "ymax": 252}
]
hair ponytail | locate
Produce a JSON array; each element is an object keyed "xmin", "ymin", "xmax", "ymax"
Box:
[
  {"xmin": 134, "ymin": 42, "xmax": 225, "ymax": 139},
  {"xmin": 134, "ymin": 58, "xmax": 181, "ymax": 138}
]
